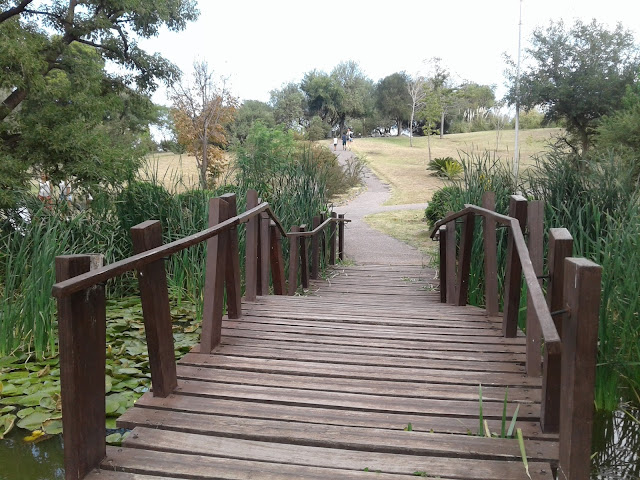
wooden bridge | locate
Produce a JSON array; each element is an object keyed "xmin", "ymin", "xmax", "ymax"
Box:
[{"xmin": 51, "ymin": 191, "xmax": 601, "ymax": 480}]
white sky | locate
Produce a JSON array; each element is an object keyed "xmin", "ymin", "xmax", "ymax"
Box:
[{"xmin": 139, "ymin": 0, "xmax": 640, "ymax": 105}]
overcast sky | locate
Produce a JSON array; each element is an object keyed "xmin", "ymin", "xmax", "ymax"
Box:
[{"xmin": 139, "ymin": 0, "xmax": 640, "ymax": 105}]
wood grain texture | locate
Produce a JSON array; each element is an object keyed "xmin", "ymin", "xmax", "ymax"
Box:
[
  {"xmin": 526, "ymin": 200, "xmax": 544, "ymax": 377},
  {"xmin": 110, "ymin": 265, "xmax": 558, "ymax": 480},
  {"xmin": 244, "ymin": 189, "xmax": 259, "ymax": 302},
  {"xmin": 482, "ymin": 192, "xmax": 499, "ymax": 316},
  {"xmin": 503, "ymin": 195, "xmax": 527, "ymax": 337},
  {"xmin": 220, "ymin": 193, "xmax": 242, "ymax": 318}
]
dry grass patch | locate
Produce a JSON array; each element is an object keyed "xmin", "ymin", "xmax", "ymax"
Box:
[
  {"xmin": 363, "ymin": 209, "xmax": 436, "ymax": 259},
  {"xmin": 351, "ymin": 128, "xmax": 563, "ymax": 205}
]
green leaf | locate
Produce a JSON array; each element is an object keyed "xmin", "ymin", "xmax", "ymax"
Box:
[
  {"xmin": 39, "ymin": 395, "xmax": 56, "ymax": 410},
  {"xmin": 0, "ymin": 414, "xmax": 17, "ymax": 439},
  {"xmin": 507, "ymin": 405, "xmax": 520, "ymax": 438},
  {"xmin": 517, "ymin": 428, "xmax": 531, "ymax": 480},
  {"xmin": 16, "ymin": 407, "xmax": 35, "ymax": 419},
  {"xmin": 42, "ymin": 419, "xmax": 63, "ymax": 435},
  {"xmin": 16, "ymin": 411, "xmax": 51, "ymax": 431}
]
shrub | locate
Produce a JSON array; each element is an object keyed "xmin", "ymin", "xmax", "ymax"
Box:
[
  {"xmin": 424, "ymin": 186, "xmax": 462, "ymax": 228},
  {"xmin": 427, "ymin": 157, "xmax": 463, "ymax": 179}
]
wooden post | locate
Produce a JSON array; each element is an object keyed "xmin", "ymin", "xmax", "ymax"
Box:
[
  {"xmin": 338, "ymin": 214, "xmax": 345, "ymax": 261},
  {"xmin": 456, "ymin": 212, "xmax": 475, "ymax": 306},
  {"xmin": 482, "ymin": 192, "xmax": 499, "ymax": 317},
  {"xmin": 130, "ymin": 221, "xmax": 177, "ymax": 397},
  {"xmin": 56, "ymin": 255, "xmax": 106, "ymax": 480},
  {"xmin": 329, "ymin": 212, "xmax": 337, "ymax": 265},
  {"xmin": 558, "ymin": 258, "xmax": 601, "ymax": 480},
  {"xmin": 259, "ymin": 212, "xmax": 270, "ymax": 295},
  {"xmin": 438, "ymin": 225, "xmax": 447, "ymax": 303},
  {"xmin": 503, "ymin": 195, "xmax": 527, "ymax": 337},
  {"xmin": 445, "ymin": 213, "xmax": 456, "ymax": 303},
  {"xmin": 541, "ymin": 228, "xmax": 573, "ymax": 433},
  {"xmin": 311, "ymin": 215, "xmax": 321, "ymax": 280},
  {"xmin": 288, "ymin": 226, "xmax": 300, "ymax": 295},
  {"xmin": 270, "ymin": 221, "xmax": 286, "ymax": 295},
  {"xmin": 526, "ymin": 200, "xmax": 544, "ymax": 377},
  {"xmin": 300, "ymin": 225, "xmax": 309, "ymax": 289},
  {"xmin": 319, "ymin": 212, "xmax": 327, "ymax": 266},
  {"xmin": 220, "ymin": 193, "xmax": 241, "ymax": 319},
  {"xmin": 201, "ymin": 198, "xmax": 229, "ymax": 352},
  {"xmin": 244, "ymin": 189, "xmax": 259, "ymax": 302}
]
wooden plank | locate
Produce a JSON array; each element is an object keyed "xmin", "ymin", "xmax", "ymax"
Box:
[
  {"xmin": 55, "ymin": 255, "xmax": 106, "ymax": 480},
  {"xmin": 130, "ymin": 220, "xmax": 177, "ymax": 397},
  {"xmin": 482, "ymin": 192, "xmax": 499, "ymax": 316},
  {"xmin": 101, "ymin": 445, "xmax": 554, "ymax": 480},
  {"xmin": 526, "ymin": 200, "xmax": 544, "ymax": 377},
  {"xmin": 503, "ymin": 195, "xmax": 527, "ymax": 337},
  {"xmin": 558, "ymin": 258, "xmax": 601, "ymax": 480},
  {"xmin": 244, "ymin": 189, "xmax": 259, "ymax": 301}
]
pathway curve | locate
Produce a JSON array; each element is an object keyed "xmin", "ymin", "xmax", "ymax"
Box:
[{"xmin": 331, "ymin": 142, "xmax": 430, "ymax": 265}]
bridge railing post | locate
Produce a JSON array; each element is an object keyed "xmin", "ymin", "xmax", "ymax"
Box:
[
  {"xmin": 455, "ymin": 212, "xmax": 475, "ymax": 306},
  {"xmin": 438, "ymin": 225, "xmax": 447, "ymax": 303},
  {"xmin": 244, "ymin": 189, "xmax": 259, "ymax": 302},
  {"xmin": 481, "ymin": 192, "xmax": 499, "ymax": 317},
  {"xmin": 338, "ymin": 214, "xmax": 345, "ymax": 261},
  {"xmin": 56, "ymin": 254, "xmax": 106, "ymax": 480},
  {"xmin": 270, "ymin": 221, "xmax": 286, "ymax": 295},
  {"xmin": 541, "ymin": 228, "xmax": 573, "ymax": 433},
  {"xmin": 526, "ymin": 200, "xmax": 544, "ymax": 377},
  {"xmin": 503, "ymin": 195, "xmax": 527, "ymax": 337},
  {"xmin": 311, "ymin": 215, "xmax": 321, "ymax": 279},
  {"xmin": 445, "ymin": 211, "xmax": 456, "ymax": 303},
  {"xmin": 201, "ymin": 197, "xmax": 229, "ymax": 352},
  {"xmin": 299, "ymin": 225, "xmax": 309, "ymax": 289},
  {"xmin": 288, "ymin": 226, "xmax": 300, "ymax": 295},
  {"xmin": 259, "ymin": 212, "xmax": 270, "ymax": 295},
  {"xmin": 329, "ymin": 212, "xmax": 337, "ymax": 265},
  {"xmin": 130, "ymin": 221, "xmax": 177, "ymax": 397},
  {"xmin": 558, "ymin": 258, "xmax": 601, "ymax": 480},
  {"xmin": 220, "ymin": 193, "xmax": 242, "ymax": 319}
]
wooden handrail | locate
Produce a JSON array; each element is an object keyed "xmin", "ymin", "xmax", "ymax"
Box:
[
  {"xmin": 287, "ymin": 217, "xmax": 350, "ymax": 237},
  {"xmin": 430, "ymin": 204, "xmax": 562, "ymax": 355},
  {"xmin": 51, "ymin": 202, "xmax": 283, "ymax": 298}
]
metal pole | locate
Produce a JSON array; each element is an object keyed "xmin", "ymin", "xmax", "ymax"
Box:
[{"xmin": 513, "ymin": 0, "xmax": 523, "ymax": 188}]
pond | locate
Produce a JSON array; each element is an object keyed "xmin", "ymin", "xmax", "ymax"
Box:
[{"xmin": 0, "ymin": 406, "xmax": 638, "ymax": 479}]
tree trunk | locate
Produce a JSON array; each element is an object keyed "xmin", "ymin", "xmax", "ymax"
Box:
[
  {"xmin": 580, "ymin": 130, "xmax": 590, "ymax": 154},
  {"xmin": 201, "ymin": 124, "xmax": 208, "ymax": 190},
  {"xmin": 409, "ymin": 107, "xmax": 415, "ymax": 147},
  {"xmin": 440, "ymin": 110, "xmax": 445, "ymax": 139},
  {"xmin": 396, "ymin": 118, "xmax": 401, "ymax": 136},
  {"xmin": 427, "ymin": 122, "xmax": 432, "ymax": 163}
]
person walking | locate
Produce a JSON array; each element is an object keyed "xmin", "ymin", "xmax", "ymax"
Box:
[
  {"xmin": 333, "ymin": 136, "xmax": 338, "ymax": 151},
  {"xmin": 341, "ymin": 132, "xmax": 347, "ymax": 150},
  {"xmin": 37, "ymin": 174, "xmax": 52, "ymax": 209}
]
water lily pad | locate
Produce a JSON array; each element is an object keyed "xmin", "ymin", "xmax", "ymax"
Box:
[
  {"xmin": 39, "ymin": 395, "xmax": 56, "ymax": 410},
  {"xmin": 106, "ymin": 432, "xmax": 123, "ymax": 445},
  {"xmin": 105, "ymin": 375, "xmax": 113, "ymax": 393},
  {"xmin": 115, "ymin": 367, "xmax": 142, "ymax": 376},
  {"xmin": 16, "ymin": 407, "xmax": 35, "ymax": 419},
  {"xmin": 0, "ymin": 356, "xmax": 20, "ymax": 367},
  {"xmin": 16, "ymin": 411, "xmax": 51, "ymax": 430},
  {"xmin": 37, "ymin": 365, "xmax": 50, "ymax": 377},
  {"xmin": 0, "ymin": 405, "xmax": 16, "ymax": 414},
  {"xmin": 42, "ymin": 419, "xmax": 63, "ymax": 435},
  {"xmin": 0, "ymin": 414, "xmax": 16, "ymax": 439}
]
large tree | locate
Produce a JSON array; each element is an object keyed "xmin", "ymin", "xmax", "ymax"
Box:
[
  {"xmin": 506, "ymin": 19, "xmax": 640, "ymax": 153},
  {"xmin": 330, "ymin": 60, "xmax": 372, "ymax": 134},
  {"xmin": 300, "ymin": 70, "xmax": 343, "ymax": 127},
  {"xmin": 375, "ymin": 72, "xmax": 411, "ymax": 136},
  {"xmin": 270, "ymin": 82, "xmax": 305, "ymax": 130}
]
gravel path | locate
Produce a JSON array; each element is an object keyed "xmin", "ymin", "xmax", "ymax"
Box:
[{"xmin": 331, "ymin": 142, "xmax": 430, "ymax": 265}]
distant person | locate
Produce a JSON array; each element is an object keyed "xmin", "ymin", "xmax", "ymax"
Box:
[
  {"xmin": 347, "ymin": 129, "xmax": 353, "ymax": 149},
  {"xmin": 341, "ymin": 133, "xmax": 347, "ymax": 150},
  {"xmin": 59, "ymin": 179, "xmax": 73, "ymax": 207},
  {"xmin": 37, "ymin": 174, "xmax": 52, "ymax": 208},
  {"xmin": 333, "ymin": 136, "xmax": 338, "ymax": 151}
]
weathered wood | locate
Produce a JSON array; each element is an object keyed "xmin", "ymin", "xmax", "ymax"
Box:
[
  {"xmin": 456, "ymin": 212, "xmax": 475, "ymax": 306},
  {"xmin": 201, "ymin": 198, "xmax": 229, "ymax": 352},
  {"xmin": 130, "ymin": 221, "xmax": 177, "ymax": 397},
  {"xmin": 220, "ymin": 193, "xmax": 241, "ymax": 318},
  {"xmin": 503, "ymin": 195, "xmax": 527, "ymax": 337},
  {"xmin": 299, "ymin": 225, "xmax": 309, "ymax": 289},
  {"xmin": 482, "ymin": 192, "xmax": 499, "ymax": 317},
  {"xmin": 311, "ymin": 215, "xmax": 321, "ymax": 280},
  {"xmin": 288, "ymin": 226, "xmax": 300, "ymax": 296},
  {"xmin": 438, "ymin": 225, "xmax": 447, "ymax": 303},
  {"xmin": 244, "ymin": 189, "xmax": 259, "ymax": 302},
  {"xmin": 329, "ymin": 212, "xmax": 337, "ymax": 265},
  {"xmin": 526, "ymin": 200, "xmax": 544, "ymax": 377},
  {"xmin": 259, "ymin": 212, "xmax": 270, "ymax": 295},
  {"xmin": 270, "ymin": 222, "xmax": 286, "ymax": 295},
  {"xmin": 338, "ymin": 213, "xmax": 345, "ymax": 261},
  {"xmin": 445, "ymin": 212, "xmax": 456, "ymax": 303},
  {"xmin": 319, "ymin": 212, "xmax": 327, "ymax": 265},
  {"xmin": 541, "ymin": 228, "xmax": 573, "ymax": 433},
  {"xmin": 558, "ymin": 258, "xmax": 601, "ymax": 480},
  {"xmin": 56, "ymin": 255, "xmax": 106, "ymax": 480}
]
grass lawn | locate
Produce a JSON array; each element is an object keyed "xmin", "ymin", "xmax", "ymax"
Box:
[
  {"xmin": 363, "ymin": 209, "xmax": 437, "ymax": 260},
  {"xmin": 350, "ymin": 128, "xmax": 563, "ymax": 205}
]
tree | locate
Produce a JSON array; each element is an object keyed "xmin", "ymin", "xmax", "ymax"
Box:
[
  {"xmin": 597, "ymin": 83, "xmax": 640, "ymax": 159},
  {"xmin": 506, "ymin": 19, "xmax": 640, "ymax": 153},
  {"xmin": 0, "ymin": 0, "xmax": 198, "ymax": 122},
  {"xmin": 171, "ymin": 61, "xmax": 238, "ymax": 189},
  {"xmin": 424, "ymin": 58, "xmax": 457, "ymax": 139},
  {"xmin": 407, "ymin": 75, "xmax": 427, "ymax": 147},
  {"xmin": 417, "ymin": 87, "xmax": 441, "ymax": 163},
  {"xmin": 229, "ymin": 100, "xmax": 274, "ymax": 146},
  {"xmin": 375, "ymin": 72, "xmax": 411, "ymax": 136},
  {"xmin": 270, "ymin": 82, "xmax": 305, "ymax": 130},
  {"xmin": 300, "ymin": 70, "xmax": 343, "ymax": 127},
  {"xmin": 330, "ymin": 60, "xmax": 372, "ymax": 134}
]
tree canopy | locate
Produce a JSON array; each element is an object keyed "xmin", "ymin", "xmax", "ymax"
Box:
[
  {"xmin": 375, "ymin": 72, "xmax": 411, "ymax": 135},
  {"xmin": 506, "ymin": 19, "xmax": 640, "ymax": 152}
]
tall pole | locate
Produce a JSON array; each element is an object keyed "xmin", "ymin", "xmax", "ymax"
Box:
[{"xmin": 513, "ymin": 0, "xmax": 523, "ymax": 189}]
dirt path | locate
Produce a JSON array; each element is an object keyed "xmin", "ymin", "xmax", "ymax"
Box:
[{"xmin": 331, "ymin": 142, "xmax": 430, "ymax": 265}]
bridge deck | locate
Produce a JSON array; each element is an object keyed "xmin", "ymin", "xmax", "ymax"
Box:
[{"xmin": 91, "ymin": 265, "xmax": 558, "ymax": 479}]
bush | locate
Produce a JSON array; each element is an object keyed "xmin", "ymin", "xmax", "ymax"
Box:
[
  {"xmin": 427, "ymin": 157, "xmax": 463, "ymax": 179},
  {"xmin": 424, "ymin": 186, "xmax": 462, "ymax": 227},
  {"xmin": 306, "ymin": 115, "xmax": 331, "ymax": 141}
]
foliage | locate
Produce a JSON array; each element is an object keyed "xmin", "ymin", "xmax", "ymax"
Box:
[
  {"xmin": 306, "ymin": 115, "xmax": 331, "ymax": 141},
  {"xmin": 424, "ymin": 186, "xmax": 462, "ymax": 227},
  {"xmin": 506, "ymin": 19, "xmax": 640, "ymax": 153},
  {"xmin": 330, "ymin": 60, "xmax": 374, "ymax": 134},
  {"xmin": 596, "ymin": 83, "xmax": 640, "ymax": 166},
  {"xmin": 300, "ymin": 70, "xmax": 343, "ymax": 126},
  {"xmin": 426, "ymin": 157, "xmax": 463, "ymax": 179},
  {"xmin": 228, "ymin": 100, "xmax": 275, "ymax": 146},
  {"xmin": 270, "ymin": 82, "xmax": 305, "ymax": 129},
  {"xmin": 375, "ymin": 72, "xmax": 411, "ymax": 134}
]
